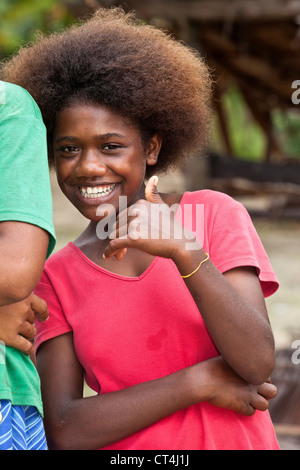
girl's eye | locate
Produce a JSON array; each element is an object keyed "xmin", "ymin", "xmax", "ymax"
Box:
[
  {"xmin": 61, "ymin": 145, "xmax": 78, "ymax": 153},
  {"xmin": 102, "ymin": 144, "xmax": 122, "ymax": 151},
  {"xmin": 57, "ymin": 145, "xmax": 79, "ymax": 157}
]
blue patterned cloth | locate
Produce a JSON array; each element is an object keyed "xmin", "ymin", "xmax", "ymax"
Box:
[{"xmin": 0, "ymin": 400, "xmax": 47, "ymax": 450}]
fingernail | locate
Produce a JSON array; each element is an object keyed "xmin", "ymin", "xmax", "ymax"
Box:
[{"xmin": 152, "ymin": 175, "xmax": 158, "ymax": 186}]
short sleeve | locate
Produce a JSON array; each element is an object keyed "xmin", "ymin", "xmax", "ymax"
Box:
[
  {"xmin": 0, "ymin": 82, "xmax": 56, "ymax": 257},
  {"xmin": 34, "ymin": 272, "xmax": 72, "ymax": 352},
  {"xmin": 182, "ymin": 191, "xmax": 279, "ymax": 298}
]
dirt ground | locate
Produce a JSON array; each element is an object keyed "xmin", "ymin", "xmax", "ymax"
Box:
[
  {"xmin": 252, "ymin": 217, "xmax": 300, "ymax": 450},
  {"xmin": 50, "ymin": 170, "xmax": 300, "ymax": 450}
]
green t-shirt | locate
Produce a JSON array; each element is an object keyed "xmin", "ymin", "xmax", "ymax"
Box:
[{"xmin": 0, "ymin": 81, "xmax": 56, "ymax": 416}]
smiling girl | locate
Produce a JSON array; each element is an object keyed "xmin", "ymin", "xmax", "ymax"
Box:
[{"xmin": 1, "ymin": 8, "xmax": 280, "ymax": 450}]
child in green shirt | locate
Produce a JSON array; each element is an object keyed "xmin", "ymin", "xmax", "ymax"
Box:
[{"xmin": 0, "ymin": 81, "xmax": 55, "ymax": 450}]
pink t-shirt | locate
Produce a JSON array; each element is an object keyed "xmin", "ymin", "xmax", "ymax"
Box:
[{"xmin": 34, "ymin": 190, "xmax": 280, "ymax": 450}]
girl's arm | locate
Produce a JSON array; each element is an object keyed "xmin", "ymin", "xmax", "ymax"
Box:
[
  {"xmin": 173, "ymin": 250, "xmax": 275, "ymax": 385},
  {"xmin": 37, "ymin": 332, "xmax": 276, "ymax": 450},
  {"xmin": 104, "ymin": 178, "xmax": 276, "ymax": 386}
]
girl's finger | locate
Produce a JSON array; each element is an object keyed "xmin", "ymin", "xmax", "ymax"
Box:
[
  {"xmin": 250, "ymin": 394, "xmax": 269, "ymax": 412},
  {"xmin": 114, "ymin": 248, "xmax": 127, "ymax": 261},
  {"xmin": 257, "ymin": 382, "xmax": 278, "ymax": 400},
  {"xmin": 109, "ymin": 223, "xmax": 130, "ymax": 240},
  {"xmin": 111, "ymin": 204, "xmax": 133, "ymax": 232},
  {"xmin": 103, "ymin": 236, "xmax": 131, "ymax": 260}
]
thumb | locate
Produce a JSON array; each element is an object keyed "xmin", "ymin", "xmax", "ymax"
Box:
[{"xmin": 145, "ymin": 176, "xmax": 162, "ymax": 204}]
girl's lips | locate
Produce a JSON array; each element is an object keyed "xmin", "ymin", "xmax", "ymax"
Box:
[{"xmin": 75, "ymin": 183, "xmax": 120, "ymax": 204}]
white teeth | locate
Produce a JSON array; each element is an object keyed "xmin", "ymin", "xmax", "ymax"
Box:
[{"xmin": 79, "ymin": 184, "xmax": 116, "ymax": 198}]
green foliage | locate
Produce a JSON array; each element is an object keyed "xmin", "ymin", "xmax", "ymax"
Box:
[
  {"xmin": 272, "ymin": 109, "xmax": 300, "ymax": 159},
  {"xmin": 0, "ymin": 0, "xmax": 74, "ymax": 59},
  {"xmin": 211, "ymin": 86, "xmax": 266, "ymax": 161},
  {"xmin": 211, "ymin": 85, "xmax": 300, "ymax": 161}
]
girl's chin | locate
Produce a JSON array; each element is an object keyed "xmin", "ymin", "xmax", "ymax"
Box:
[{"xmin": 79, "ymin": 205, "xmax": 119, "ymax": 224}]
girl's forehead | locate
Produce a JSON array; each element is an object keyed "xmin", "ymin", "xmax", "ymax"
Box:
[
  {"xmin": 54, "ymin": 102, "xmax": 141, "ymax": 139},
  {"xmin": 57, "ymin": 102, "xmax": 122, "ymax": 121}
]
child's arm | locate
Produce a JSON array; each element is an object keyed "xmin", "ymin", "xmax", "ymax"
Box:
[
  {"xmin": 37, "ymin": 332, "xmax": 277, "ymax": 450},
  {"xmin": 0, "ymin": 221, "xmax": 49, "ymax": 305},
  {"xmin": 175, "ymin": 256, "xmax": 274, "ymax": 385},
  {"xmin": 104, "ymin": 178, "xmax": 276, "ymax": 386},
  {"xmin": 0, "ymin": 221, "xmax": 50, "ymax": 354}
]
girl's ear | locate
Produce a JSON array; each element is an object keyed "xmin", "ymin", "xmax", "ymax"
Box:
[{"xmin": 146, "ymin": 134, "xmax": 162, "ymax": 166}]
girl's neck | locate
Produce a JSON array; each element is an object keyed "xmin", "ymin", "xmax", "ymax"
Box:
[{"xmin": 73, "ymin": 221, "xmax": 156, "ymax": 278}]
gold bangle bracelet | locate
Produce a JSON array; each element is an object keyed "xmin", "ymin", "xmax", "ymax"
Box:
[{"xmin": 180, "ymin": 252, "xmax": 209, "ymax": 279}]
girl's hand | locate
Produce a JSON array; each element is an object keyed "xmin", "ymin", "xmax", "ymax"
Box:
[
  {"xmin": 190, "ymin": 356, "xmax": 277, "ymax": 416},
  {"xmin": 0, "ymin": 293, "xmax": 49, "ymax": 355},
  {"xmin": 103, "ymin": 176, "xmax": 199, "ymax": 261}
]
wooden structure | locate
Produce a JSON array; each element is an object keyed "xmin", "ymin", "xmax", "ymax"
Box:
[
  {"xmin": 65, "ymin": 0, "xmax": 300, "ymax": 162},
  {"xmin": 64, "ymin": 1, "xmax": 300, "ymax": 216}
]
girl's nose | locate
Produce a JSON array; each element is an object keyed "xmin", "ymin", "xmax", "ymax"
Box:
[{"xmin": 75, "ymin": 150, "xmax": 107, "ymax": 177}]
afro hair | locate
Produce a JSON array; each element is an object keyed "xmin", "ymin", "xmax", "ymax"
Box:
[{"xmin": 1, "ymin": 7, "xmax": 212, "ymax": 177}]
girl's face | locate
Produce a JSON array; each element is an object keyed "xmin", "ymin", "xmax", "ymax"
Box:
[{"xmin": 53, "ymin": 102, "xmax": 161, "ymax": 221}]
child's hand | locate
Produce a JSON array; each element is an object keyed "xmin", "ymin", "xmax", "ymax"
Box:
[
  {"xmin": 0, "ymin": 293, "xmax": 49, "ymax": 355},
  {"xmin": 104, "ymin": 176, "xmax": 199, "ymax": 261},
  {"xmin": 190, "ymin": 356, "xmax": 277, "ymax": 416}
]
